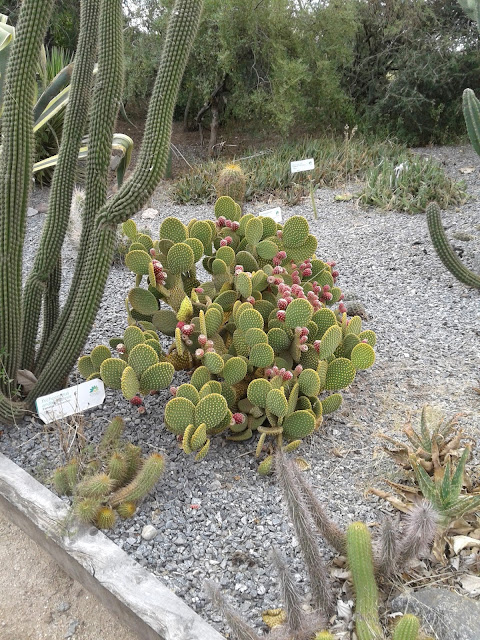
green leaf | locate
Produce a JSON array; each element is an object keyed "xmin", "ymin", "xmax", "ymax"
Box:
[{"xmin": 449, "ymin": 447, "xmax": 470, "ymax": 501}]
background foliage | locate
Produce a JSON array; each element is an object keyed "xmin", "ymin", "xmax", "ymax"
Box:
[{"xmin": 2, "ymin": 0, "xmax": 479, "ymax": 144}]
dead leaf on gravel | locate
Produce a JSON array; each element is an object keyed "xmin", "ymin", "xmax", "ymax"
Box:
[
  {"xmin": 460, "ymin": 574, "xmax": 480, "ymax": 596},
  {"xmin": 459, "ymin": 166, "xmax": 475, "ymax": 174},
  {"xmin": 294, "ymin": 457, "xmax": 311, "ymax": 471},
  {"xmin": 451, "ymin": 535, "xmax": 480, "ymax": 554}
]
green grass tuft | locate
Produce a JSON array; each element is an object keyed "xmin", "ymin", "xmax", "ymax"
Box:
[{"xmin": 359, "ymin": 153, "xmax": 467, "ymax": 214}]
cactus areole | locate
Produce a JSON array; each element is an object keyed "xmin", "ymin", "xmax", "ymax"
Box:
[{"xmin": 0, "ymin": 0, "xmax": 204, "ymax": 421}]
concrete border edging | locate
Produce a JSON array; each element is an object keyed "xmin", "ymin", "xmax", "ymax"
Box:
[{"xmin": 0, "ymin": 452, "xmax": 226, "ymax": 640}]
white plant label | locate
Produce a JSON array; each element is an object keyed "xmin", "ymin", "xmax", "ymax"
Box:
[
  {"xmin": 36, "ymin": 378, "xmax": 105, "ymax": 424},
  {"xmin": 260, "ymin": 207, "xmax": 282, "ymax": 223},
  {"xmin": 290, "ymin": 158, "xmax": 315, "ymax": 173}
]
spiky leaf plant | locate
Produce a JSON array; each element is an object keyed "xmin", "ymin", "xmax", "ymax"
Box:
[
  {"xmin": 208, "ymin": 452, "xmax": 430, "ymax": 640},
  {"xmin": 80, "ymin": 202, "xmax": 378, "ymax": 471},
  {"xmin": 0, "ymin": 0, "xmax": 203, "ymax": 423}
]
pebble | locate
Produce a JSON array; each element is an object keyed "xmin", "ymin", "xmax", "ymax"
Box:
[
  {"xmin": 141, "ymin": 524, "xmax": 158, "ymax": 541},
  {"xmin": 141, "ymin": 207, "xmax": 159, "ymax": 219}
]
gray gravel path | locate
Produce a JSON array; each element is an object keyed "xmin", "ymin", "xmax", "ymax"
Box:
[{"xmin": 1, "ymin": 145, "xmax": 479, "ymax": 636}]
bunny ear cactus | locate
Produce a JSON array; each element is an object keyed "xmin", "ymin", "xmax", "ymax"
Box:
[
  {"xmin": 0, "ymin": 0, "xmax": 203, "ymax": 423},
  {"xmin": 80, "ymin": 200, "xmax": 378, "ymax": 471}
]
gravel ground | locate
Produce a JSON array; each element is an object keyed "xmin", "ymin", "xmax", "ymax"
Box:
[{"xmin": 1, "ymin": 145, "xmax": 479, "ymax": 637}]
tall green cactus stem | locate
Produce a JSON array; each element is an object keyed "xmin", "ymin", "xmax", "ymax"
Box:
[
  {"xmin": 346, "ymin": 522, "xmax": 383, "ymax": 640},
  {"xmin": 0, "ymin": 0, "xmax": 54, "ymax": 396},
  {"xmin": 426, "ymin": 202, "xmax": 480, "ymax": 288},
  {"xmin": 392, "ymin": 615, "xmax": 420, "ymax": 640},
  {"xmin": 20, "ymin": 0, "xmax": 100, "ymax": 372},
  {"xmin": 36, "ymin": 0, "xmax": 124, "ymax": 372},
  {"xmin": 463, "ymin": 88, "xmax": 480, "ymax": 156},
  {"xmin": 0, "ymin": 0, "xmax": 204, "ymax": 417}
]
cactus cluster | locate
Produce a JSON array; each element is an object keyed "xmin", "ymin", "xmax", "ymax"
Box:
[
  {"xmin": 79, "ymin": 197, "xmax": 377, "ymax": 470},
  {"xmin": 208, "ymin": 452, "xmax": 430, "ymax": 640},
  {"xmin": 52, "ymin": 416, "xmax": 165, "ymax": 529}
]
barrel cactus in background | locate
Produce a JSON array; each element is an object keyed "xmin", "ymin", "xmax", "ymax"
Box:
[
  {"xmin": 0, "ymin": 0, "xmax": 203, "ymax": 422},
  {"xmin": 80, "ymin": 197, "xmax": 378, "ymax": 471},
  {"xmin": 215, "ymin": 163, "xmax": 246, "ymax": 205}
]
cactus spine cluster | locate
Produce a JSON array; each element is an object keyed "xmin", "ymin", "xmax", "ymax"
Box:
[
  {"xmin": 209, "ymin": 452, "xmax": 428, "ymax": 640},
  {"xmin": 0, "ymin": 0, "xmax": 203, "ymax": 422},
  {"xmin": 426, "ymin": 2, "xmax": 480, "ymax": 288},
  {"xmin": 80, "ymin": 197, "xmax": 378, "ymax": 471},
  {"xmin": 52, "ymin": 417, "xmax": 165, "ymax": 529}
]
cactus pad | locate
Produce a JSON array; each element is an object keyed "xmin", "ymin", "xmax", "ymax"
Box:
[
  {"xmin": 167, "ymin": 242, "xmax": 195, "ymax": 274},
  {"xmin": 223, "ymin": 356, "xmax": 248, "ymax": 385},
  {"xmin": 282, "ymin": 215, "xmax": 309, "ymax": 247},
  {"xmin": 128, "ymin": 287, "xmax": 158, "ymax": 316},
  {"xmin": 160, "ymin": 217, "xmax": 188, "ymax": 243},
  {"xmin": 266, "ymin": 388, "xmax": 288, "ymax": 418},
  {"xmin": 100, "ymin": 358, "xmax": 127, "ymax": 390},
  {"xmin": 140, "ymin": 362, "xmax": 174, "ymax": 392},
  {"xmin": 350, "ymin": 343, "xmax": 375, "ymax": 370},
  {"xmin": 325, "ymin": 358, "xmax": 356, "ymax": 390},
  {"xmin": 125, "ymin": 250, "xmax": 152, "ymax": 275},
  {"xmin": 165, "ymin": 397, "xmax": 196, "ymax": 434},
  {"xmin": 121, "ymin": 366, "xmax": 140, "ymax": 400},
  {"xmin": 282, "ymin": 410, "xmax": 315, "ymax": 440},
  {"xmin": 249, "ymin": 343, "xmax": 274, "ymax": 368},
  {"xmin": 284, "ymin": 298, "xmax": 313, "ymax": 328},
  {"xmin": 247, "ymin": 378, "xmax": 272, "ymax": 408},
  {"xmin": 195, "ymin": 393, "xmax": 229, "ymax": 430},
  {"xmin": 298, "ymin": 368, "xmax": 321, "ymax": 396}
]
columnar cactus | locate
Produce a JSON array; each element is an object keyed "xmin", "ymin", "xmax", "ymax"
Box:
[
  {"xmin": 0, "ymin": 0, "xmax": 203, "ymax": 422},
  {"xmin": 52, "ymin": 417, "xmax": 165, "ymax": 529},
  {"xmin": 80, "ymin": 199, "xmax": 378, "ymax": 470},
  {"xmin": 425, "ymin": 0, "xmax": 480, "ymax": 288}
]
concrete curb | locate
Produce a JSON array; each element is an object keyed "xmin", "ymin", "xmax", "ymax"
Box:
[{"xmin": 0, "ymin": 452, "xmax": 226, "ymax": 640}]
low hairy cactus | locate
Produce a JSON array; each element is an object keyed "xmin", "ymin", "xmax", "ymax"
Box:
[
  {"xmin": 215, "ymin": 163, "xmax": 247, "ymax": 205},
  {"xmin": 52, "ymin": 416, "xmax": 165, "ymax": 529},
  {"xmin": 79, "ymin": 200, "xmax": 378, "ymax": 470},
  {"xmin": 208, "ymin": 452, "xmax": 430, "ymax": 640}
]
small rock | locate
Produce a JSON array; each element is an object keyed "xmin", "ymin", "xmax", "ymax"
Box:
[
  {"xmin": 345, "ymin": 300, "xmax": 368, "ymax": 319},
  {"xmin": 37, "ymin": 202, "xmax": 48, "ymax": 213},
  {"xmin": 391, "ymin": 588, "xmax": 480, "ymax": 640},
  {"xmin": 141, "ymin": 208, "xmax": 158, "ymax": 220},
  {"xmin": 27, "ymin": 207, "xmax": 38, "ymax": 217},
  {"xmin": 56, "ymin": 601, "xmax": 71, "ymax": 613},
  {"xmin": 64, "ymin": 619, "xmax": 79, "ymax": 638},
  {"xmin": 141, "ymin": 524, "xmax": 158, "ymax": 541}
]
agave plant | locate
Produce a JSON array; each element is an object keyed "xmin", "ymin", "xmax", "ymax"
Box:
[{"xmin": 0, "ymin": 12, "xmax": 133, "ymax": 187}]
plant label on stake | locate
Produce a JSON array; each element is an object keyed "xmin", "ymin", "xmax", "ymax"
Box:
[
  {"xmin": 260, "ymin": 206, "xmax": 282, "ymax": 223},
  {"xmin": 36, "ymin": 379, "xmax": 105, "ymax": 424},
  {"xmin": 290, "ymin": 158, "xmax": 318, "ymax": 219},
  {"xmin": 290, "ymin": 158, "xmax": 314, "ymax": 173}
]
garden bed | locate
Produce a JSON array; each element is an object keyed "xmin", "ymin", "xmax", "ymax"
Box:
[{"xmin": 2, "ymin": 145, "xmax": 479, "ymax": 637}]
